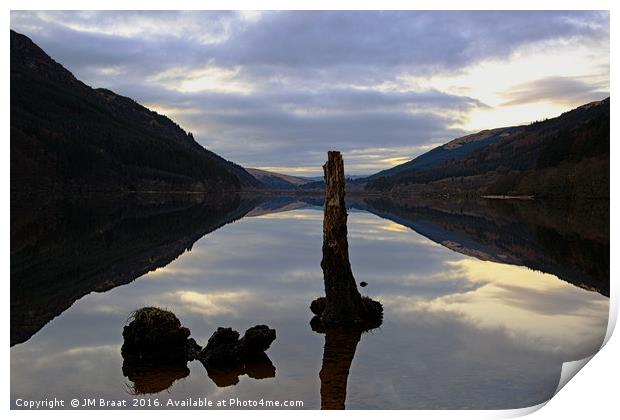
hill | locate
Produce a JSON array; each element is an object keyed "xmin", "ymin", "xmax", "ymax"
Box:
[
  {"xmin": 246, "ymin": 168, "xmax": 312, "ymax": 189},
  {"xmin": 10, "ymin": 30, "xmax": 261, "ymax": 192},
  {"xmin": 364, "ymin": 98, "xmax": 610, "ymax": 199},
  {"xmin": 366, "ymin": 127, "xmax": 517, "ymax": 181}
]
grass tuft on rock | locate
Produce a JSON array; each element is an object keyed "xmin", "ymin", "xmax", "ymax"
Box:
[
  {"xmin": 126, "ymin": 307, "xmax": 181, "ymax": 330},
  {"xmin": 121, "ymin": 306, "xmax": 191, "ymax": 364}
]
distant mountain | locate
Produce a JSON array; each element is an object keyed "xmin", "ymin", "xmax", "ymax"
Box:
[
  {"xmin": 364, "ymin": 98, "xmax": 610, "ymax": 199},
  {"xmin": 245, "ymin": 168, "xmax": 368, "ymax": 190},
  {"xmin": 10, "ymin": 30, "xmax": 261, "ymax": 192},
  {"xmin": 246, "ymin": 168, "xmax": 312, "ymax": 189},
  {"xmin": 298, "ymin": 176, "xmax": 369, "ymax": 191}
]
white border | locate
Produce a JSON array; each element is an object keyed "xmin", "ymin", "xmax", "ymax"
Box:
[{"xmin": 3, "ymin": 1, "xmax": 617, "ymax": 419}]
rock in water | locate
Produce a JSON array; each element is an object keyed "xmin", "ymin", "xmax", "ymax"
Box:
[
  {"xmin": 201, "ymin": 325, "xmax": 276, "ymax": 387},
  {"xmin": 239, "ymin": 325, "xmax": 277, "ymax": 355},
  {"xmin": 199, "ymin": 325, "xmax": 277, "ymax": 367},
  {"xmin": 121, "ymin": 308, "xmax": 277, "ymax": 389},
  {"xmin": 200, "ymin": 327, "xmax": 242, "ymax": 366},
  {"xmin": 121, "ymin": 307, "xmax": 196, "ymax": 364}
]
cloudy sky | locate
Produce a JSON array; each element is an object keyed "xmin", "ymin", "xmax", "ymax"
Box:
[{"xmin": 10, "ymin": 11, "xmax": 609, "ymax": 176}]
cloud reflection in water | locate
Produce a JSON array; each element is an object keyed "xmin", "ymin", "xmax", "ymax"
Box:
[{"xmin": 10, "ymin": 207, "xmax": 608, "ymax": 409}]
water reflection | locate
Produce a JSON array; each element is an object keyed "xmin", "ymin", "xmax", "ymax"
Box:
[
  {"xmin": 318, "ymin": 327, "xmax": 362, "ymax": 410},
  {"xmin": 10, "ymin": 192, "xmax": 258, "ymax": 346},
  {"xmin": 357, "ymin": 197, "xmax": 609, "ymax": 296},
  {"xmin": 123, "ymin": 361, "xmax": 190, "ymax": 395},
  {"xmin": 205, "ymin": 353, "xmax": 276, "ymax": 388},
  {"xmin": 122, "ymin": 342, "xmax": 277, "ymax": 392},
  {"xmin": 312, "ymin": 319, "xmax": 383, "ymax": 409},
  {"xmin": 10, "ymin": 193, "xmax": 609, "ymax": 409}
]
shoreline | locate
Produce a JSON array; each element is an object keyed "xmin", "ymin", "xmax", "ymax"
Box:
[{"xmin": 481, "ymin": 195, "xmax": 535, "ymax": 200}]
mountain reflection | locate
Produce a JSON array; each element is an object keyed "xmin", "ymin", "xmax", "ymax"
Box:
[
  {"xmin": 247, "ymin": 194, "xmax": 609, "ymax": 296},
  {"xmin": 10, "ymin": 192, "xmax": 259, "ymax": 346},
  {"xmin": 356, "ymin": 197, "xmax": 609, "ymax": 297},
  {"xmin": 10, "ymin": 193, "xmax": 609, "ymax": 347}
]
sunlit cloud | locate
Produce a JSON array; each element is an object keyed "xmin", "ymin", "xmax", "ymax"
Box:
[
  {"xmin": 499, "ymin": 76, "xmax": 608, "ymax": 107},
  {"xmin": 148, "ymin": 66, "xmax": 256, "ymax": 94},
  {"xmin": 401, "ymin": 39, "xmax": 609, "ymax": 131},
  {"xmin": 161, "ymin": 290, "xmax": 253, "ymax": 317}
]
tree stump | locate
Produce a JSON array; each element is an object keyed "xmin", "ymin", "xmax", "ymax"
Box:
[{"xmin": 320, "ymin": 151, "xmax": 366, "ymax": 324}]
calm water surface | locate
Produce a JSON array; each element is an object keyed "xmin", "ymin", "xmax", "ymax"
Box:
[{"xmin": 10, "ymin": 195, "xmax": 609, "ymax": 409}]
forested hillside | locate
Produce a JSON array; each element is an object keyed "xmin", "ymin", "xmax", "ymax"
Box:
[
  {"xmin": 365, "ymin": 98, "xmax": 609, "ymax": 199},
  {"xmin": 11, "ymin": 30, "xmax": 261, "ymax": 192}
]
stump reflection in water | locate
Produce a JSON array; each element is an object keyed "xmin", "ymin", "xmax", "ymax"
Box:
[
  {"xmin": 311, "ymin": 319, "xmax": 382, "ymax": 409},
  {"xmin": 318, "ymin": 327, "xmax": 362, "ymax": 409}
]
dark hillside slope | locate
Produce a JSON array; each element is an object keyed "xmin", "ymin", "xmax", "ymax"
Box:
[
  {"xmin": 365, "ymin": 98, "xmax": 609, "ymax": 199},
  {"xmin": 10, "ymin": 30, "xmax": 261, "ymax": 192},
  {"xmin": 367, "ymin": 126, "xmax": 520, "ymax": 181}
]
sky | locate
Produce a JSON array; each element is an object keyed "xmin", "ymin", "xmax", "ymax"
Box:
[{"xmin": 10, "ymin": 11, "xmax": 610, "ymax": 176}]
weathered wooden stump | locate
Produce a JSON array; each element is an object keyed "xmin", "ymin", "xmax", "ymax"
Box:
[
  {"xmin": 313, "ymin": 151, "xmax": 383, "ymax": 327},
  {"xmin": 320, "ymin": 151, "xmax": 365, "ymax": 323}
]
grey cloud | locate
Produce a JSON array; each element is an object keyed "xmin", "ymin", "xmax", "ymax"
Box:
[
  {"xmin": 500, "ymin": 76, "xmax": 609, "ymax": 106},
  {"xmin": 178, "ymin": 108, "xmax": 465, "ymax": 170},
  {"xmin": 101, "ymin": 81, "xmax": 473, "ymax": 171},
  {"xmin": 11, "ymin": 11, "xmax": 609, "ymax": 84},
  {"xmin": 217, "ymin": 11, "xmax": 608, "ymax": 71}
]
